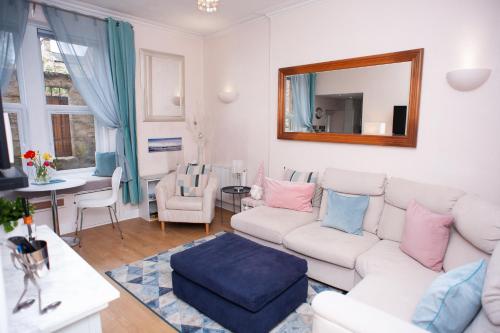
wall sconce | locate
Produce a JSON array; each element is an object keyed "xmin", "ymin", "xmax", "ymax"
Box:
[
  {"xmin": 171, "ymin": 95, "xmax": 182, "ymax": 106},
  {"xmin": 446, "ymin": 68, "xmax": 492, "ymax": 91},
  {"xmin": 363, "ymin": 122, "xmax": 387, "ymax": 135},
  {"xmin": 218, "ymin": 88, "xmax": 239, "ymax": 104}
]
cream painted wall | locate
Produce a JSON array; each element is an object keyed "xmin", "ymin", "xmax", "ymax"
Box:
[
  {"xmin": 205, "ymin": 0, "xmax": 500, "ymax": 203},
  {"xmin": 134, "ymin": 24, "xmax": 204, "ymax": 176},
  {"xmin": 204, "ymin": 18, "xmax": 270, "ymax": 181}
]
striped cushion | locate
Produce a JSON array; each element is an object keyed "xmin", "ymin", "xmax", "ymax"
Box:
[
  {"xmin": 283, "ymin": 168, "xmax": 322, "ymax": 207},
  {"xmin": 176, "ymin": 164, "xmax": 211, "ymax": 197}
]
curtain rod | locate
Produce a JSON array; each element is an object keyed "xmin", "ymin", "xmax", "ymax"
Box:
[{"xmin": 28, "ymin": 0, "xmax": 113, "ymax": 24}]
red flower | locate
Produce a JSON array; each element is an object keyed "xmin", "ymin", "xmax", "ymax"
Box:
[
  {"xmin": 23, "ymin": 150, "xmax": 36, "ymax": 159},
  {"xmin": 44, "ymin": 161, "xmax": 50, "ymax": 167},
  {"xmin": 27, "ymin": 161, "xmax": 34, "ymax": 166}
]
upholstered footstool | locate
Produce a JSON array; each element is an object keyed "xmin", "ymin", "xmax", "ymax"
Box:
[{"xmin": 171, "ymin": 233, "xmax": 308, "ymax": 333}]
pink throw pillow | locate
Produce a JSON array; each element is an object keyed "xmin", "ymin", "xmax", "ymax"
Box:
[
  {"xmin": 400, "ymin": 200, "xmax": 454, "ymax": 271},
  {"xmin": 264, "ymin": 178, "xmax": 315, "ymax": 212}
]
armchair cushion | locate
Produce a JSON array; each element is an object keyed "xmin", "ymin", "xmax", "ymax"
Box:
[
  {"xmin": 175, "ymin": 164, "xmax": 211, "ymax": 197},
  {"xmin": 166, "ymin": 196, "xmax": 203, "ymax": 211}
]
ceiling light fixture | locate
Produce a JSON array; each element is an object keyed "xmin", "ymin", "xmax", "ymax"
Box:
[{"xmin": 198, "ymin": 0, "xmax": 218, "ymax": 13}]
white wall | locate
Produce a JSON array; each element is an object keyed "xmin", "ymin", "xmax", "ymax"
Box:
[
  {"xmin": 205, "ymin": 0, "xmax": 500, "ymax": 203},
  {"xmin": 135, "ymin": 24, "xmax": 204, "ymax": 176},
  {"xmin": 204, "ymin": 18, "xmax": 270, "ymax": 181}
]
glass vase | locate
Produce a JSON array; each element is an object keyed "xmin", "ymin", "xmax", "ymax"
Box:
[{"xmin": 33, "ymin": 167, "xmax": 51, "ymax": 184}]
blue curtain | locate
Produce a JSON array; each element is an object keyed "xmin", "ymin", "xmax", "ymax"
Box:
[
  {"xmin": 43, "ymin": 6, "xmax": 141, "ymax": 204},
  {"xmin": 107, "ymin": 18, "xmax": 141, "ymax": 205},
  {"xmin": 290, "ymin": 73, "xmax": 316, "ymax": 131},
  {"xmin": 0, "ymin": 0, "xmax": 28, "ymax": 91}
]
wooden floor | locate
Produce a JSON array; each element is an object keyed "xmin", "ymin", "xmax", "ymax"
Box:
[{"xmin": 72, "ymin": 208, "xmax": 235, "ymax": 333}]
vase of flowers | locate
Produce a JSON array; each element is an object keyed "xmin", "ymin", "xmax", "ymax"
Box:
[{"xmin": 22, "ymin": 150, "xmax": 55, "ymax": 184}]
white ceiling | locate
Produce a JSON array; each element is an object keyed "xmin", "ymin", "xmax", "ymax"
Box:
[{"xmin": 71, "ymin": 0, "xmax": 309, "ymax": 35}]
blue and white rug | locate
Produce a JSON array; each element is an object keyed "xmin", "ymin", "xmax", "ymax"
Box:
[{"xmin": 105, "ymin": 232, "xmax": 343, "ymax": 332}]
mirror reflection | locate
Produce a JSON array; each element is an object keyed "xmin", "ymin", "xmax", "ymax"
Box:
[{"xmin": 284, "ymin": 62, "xmax": 411, "ymax": 136}]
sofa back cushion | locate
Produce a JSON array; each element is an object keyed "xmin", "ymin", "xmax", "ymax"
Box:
[
  {"xmin": 443, "ymin": 194, "xmax": 500, "ymax": 271},
  {"xmin": 377, "ymin": 178, "xmax": 464, "ymax": 242},
  {"xmin": 319, "ymin": 168, "xmax": 386, "ymax": 234}
]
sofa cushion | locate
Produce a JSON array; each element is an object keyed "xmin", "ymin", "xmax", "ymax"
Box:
[
  {"xmin": 443, "ymin": 227, "xmax": 490, "ymax": 271},
  {"xmin": 452, "ymin": 194, "xmax": 500, "ymax": 254},
  {"xmin": 264, "ymin": 178, "xmax": 315, "ymax": 212},
  {"xmin": 321, "ymin": 167, "xmax": 386, "ymax": 196},
  {"xmin": 283, "ymin": 222, "xmax": 379, "ymax": 269},
  {"xmin": 230, "ymin": 206, "xmax": 318, "ymax": 244},
  {"xmin": 378, "ymin": 178, "xmax": 464, "ymax": 242},
  {"xmin": 283, "ymin": 168, "xmax": 322, "ymax": 207},
  {"xmin": 321, "ymin": 190, "xmax": 369, "ymax": 235},
  {"xmin": 400, "ymin": 200, "xmax": 454, "ymax": 272},
  {"xmin": 412, "ymin": 260, "xmax": 486, "ymax": 333},
  {"xmin": 465, "ymin": 309, "xmax": 500, "ymax": 333},
  {"xmin": 483, "ymin": 243, "xmax": 500, "ymax": 325},
  {"xmin": 356, "ymin": 240, "xmax": 441, "ymax": 278},
  {"xmin": 319, "ymin": 168, "xmax": 386, "ymax": 234},
  {"xmin": 348, "ymin": 272, "xmax": 438, "ymax": 321},
  {"xmin": 166, "ymin": 196, "xmax": 203, "ymax": 211}
]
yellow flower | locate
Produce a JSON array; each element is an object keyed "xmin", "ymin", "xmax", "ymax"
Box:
[{"xmin": 42, "ymin": 152, "xmax": 52, "ymax": 161}]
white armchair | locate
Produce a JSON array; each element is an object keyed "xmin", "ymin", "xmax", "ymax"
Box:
[
  {"xmin": 312, "ymin": 292, "xmax": 427, "ymax": 333},
  {"xmin": 155, "ymin": 171, "xmax": 218, "ymax": 234}
]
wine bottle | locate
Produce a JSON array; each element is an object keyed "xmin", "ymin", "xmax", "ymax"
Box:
[{"xmin": 22, "ymin": 198, "xmax": 34, "ymax": 242}]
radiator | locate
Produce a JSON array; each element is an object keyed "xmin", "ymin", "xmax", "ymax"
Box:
[{"xmin": 212, "ymin": 165, "xmax": 248, "ymax": 205}]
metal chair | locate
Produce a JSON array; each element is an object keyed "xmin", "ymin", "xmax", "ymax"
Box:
[{"xmin": 75, "ymin": 167, "xmax": 124, "ymax": 246}]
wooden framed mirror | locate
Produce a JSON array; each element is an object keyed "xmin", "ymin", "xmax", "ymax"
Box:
[{"xmin": 277, "ymin": 49, "xmax": 423, "ymax": 147}]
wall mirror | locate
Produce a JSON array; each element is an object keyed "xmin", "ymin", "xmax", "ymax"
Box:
[
  {"xmin": 278, "ymin": 49, "xmax": 423, "ymax": 147},
  {"xmin": 141, "ymin": 49, "xmax": 185, "ymax": 122}
]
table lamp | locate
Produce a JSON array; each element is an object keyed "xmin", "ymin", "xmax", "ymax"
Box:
[{"xmin": 232, "ymin": 160, "xmax": 245, "ymax": 191}]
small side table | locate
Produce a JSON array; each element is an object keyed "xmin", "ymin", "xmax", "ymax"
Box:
[{"xmin": 220, "ymin": 186, "xmax": 251, "ymax": 223}]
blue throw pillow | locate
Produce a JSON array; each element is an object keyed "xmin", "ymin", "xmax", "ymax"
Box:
[
  {"xmin": 93, "ymin": 152, "xmax": 116, "ymax": 177},
  {"xmin": 412, "ymin": 260, "xmax": 487, "ymax": 333},
  {"xmin": 321, "ymin": 190, "xmax": 369, "ymax": 235}
]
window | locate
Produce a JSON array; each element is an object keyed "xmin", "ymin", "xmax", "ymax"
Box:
[
  {"xmin": 1, "ymin": 69, "xmax": 21, "ymax": 103},
  {"xmin": 39, "ymin": 29, "xmax": 96, "ymax": 170},
  {"xmin": 2, "ymin": 112, "xmax": 22, "ymax": 167}
]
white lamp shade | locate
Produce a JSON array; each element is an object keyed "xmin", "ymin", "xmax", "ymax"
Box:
[
  {"xmin": 363, "ymin": 122, "xmax": 387, "ymax": 135},
  {"xmin": 446, "ymin": 68, "xmax": 491, "ymax": 91},
  {"xmin": 232, "ymin": 160, "xmax": 244, "ymax": 174},
  {"xmin": 218, "ymin": 90, "xmax": 239, "ymax": 103}
]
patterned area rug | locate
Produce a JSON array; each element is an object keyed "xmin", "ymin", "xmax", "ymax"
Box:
[{"xmin": 105, "ymin": 232, "xmax": 343, "ymax": 332}]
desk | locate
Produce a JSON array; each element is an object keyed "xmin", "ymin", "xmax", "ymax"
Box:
[
  {"xmin": 3, "ymin": 225, "xmax": 119, "ymax": 332},
  {"xmin": 16, "ymin": 178, "xmax": 86, "ymax": 246}
]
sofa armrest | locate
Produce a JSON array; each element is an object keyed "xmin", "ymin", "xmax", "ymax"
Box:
[
  {"xmin": 155, "ymin": 172, "xmax": 176, "ymax": 212},
  {"xmin": 312, "ymin": 292, "xmax": 427, "ymax": 333},
  {"xmin": 202, "ymin": 173, "xmax": 219, "ymax": 222}
]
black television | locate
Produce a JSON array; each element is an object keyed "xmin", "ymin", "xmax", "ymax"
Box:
[{"xmin": 0, "ymin": 91, "xmax": 28, "ymax": 191}]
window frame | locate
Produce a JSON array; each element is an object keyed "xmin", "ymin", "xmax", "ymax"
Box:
[{"xmin": 37, "ymin": 27, "xmax": 101, "ymax": 172}]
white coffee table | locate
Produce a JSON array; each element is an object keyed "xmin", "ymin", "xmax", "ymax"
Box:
[{"xmin": 16, "ymin": 178, "xmax": 86, "ymax": 246}]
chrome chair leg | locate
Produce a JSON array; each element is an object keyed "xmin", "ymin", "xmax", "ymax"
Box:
[
  {"xmin": 110, "ymin": 205, "xmax": 124, "ymax": 240},
  {"xmin": 107, "ymin": 206, "xmax": 115, "ymax": 229},
  {"xmin": 78, "ymin": 208, "xmax": 85, "ymax": 247},
  {"xmin": 74, "ymin": 207, "xmax": 80, "ymax": 236}
]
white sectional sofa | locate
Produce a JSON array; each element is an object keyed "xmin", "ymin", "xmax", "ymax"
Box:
[{"xmin": 230, "ymin": 167, "xmax": 500, "ymax": 333}]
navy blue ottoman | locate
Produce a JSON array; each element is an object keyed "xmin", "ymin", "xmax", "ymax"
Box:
[{"xmin": 171, "ymin": 233, "xmax": 308, "ymax": 333}]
